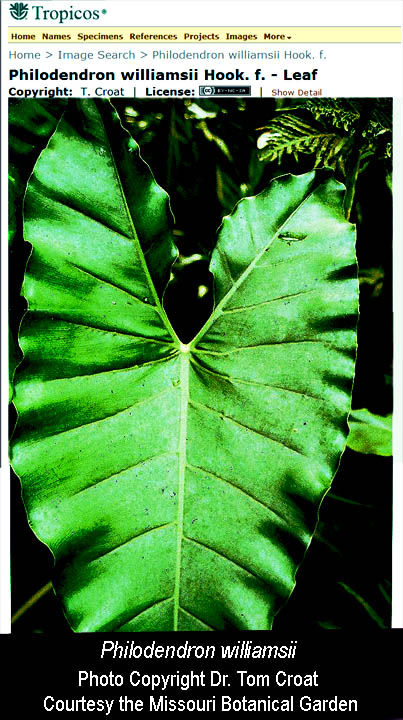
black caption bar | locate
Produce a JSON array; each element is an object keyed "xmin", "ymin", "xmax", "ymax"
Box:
[{"xmin": 3, "ymin": 632, "xmax": 403, "ymax": 718}]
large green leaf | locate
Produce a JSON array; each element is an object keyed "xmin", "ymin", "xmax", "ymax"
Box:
[
  {"xmin": 11, "ymin": 100, "xmax": 358, "ymax": 632},
  {"xmin": 9, "ymin": 100, "xmax": 67, "ymax": 400},
  {"xmin": 347, "ymin": 409, "xmax": 392, "ymax": 456}
]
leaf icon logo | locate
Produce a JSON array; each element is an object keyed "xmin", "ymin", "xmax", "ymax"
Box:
[{"xmin": 10, "ymin": 3, "xmax": 29, "ymax": 20}]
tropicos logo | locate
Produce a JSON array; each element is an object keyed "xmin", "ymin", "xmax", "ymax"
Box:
[{"xmin": 9, "ymin": 3, "xmax": 107, "ymax": 23}]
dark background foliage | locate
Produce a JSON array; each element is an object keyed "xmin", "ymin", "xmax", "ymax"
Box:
[{"xmin": 9, "ymin": 97, "xmax": 393, "ymax": 631}]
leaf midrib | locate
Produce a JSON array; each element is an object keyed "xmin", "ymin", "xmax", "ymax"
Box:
[{"xmin": 174, "ymin": 350, "xmax": 190, "ymax": 630}]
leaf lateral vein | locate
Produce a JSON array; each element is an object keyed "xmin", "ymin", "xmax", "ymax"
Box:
[
  {"xmin": 189, "ymin": 398, "xmax": 305, "ymax": 457},
  {"xmin": 184, "ymin": 536, "xmax": 266, "ymax": 586}
]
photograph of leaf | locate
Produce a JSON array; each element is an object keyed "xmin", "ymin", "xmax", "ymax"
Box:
[{"xmin": 9, "ymin": 97, "xmax": 392, "ymax": 632}]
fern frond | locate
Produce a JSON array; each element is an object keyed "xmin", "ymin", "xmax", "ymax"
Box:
[
  {"xmin": 300, "ymin": 98, "xmax": 361, "ymax": 132},
  {"xmin": 257, "ymin": 114, "xmax": 352, "ymax": 173}
]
